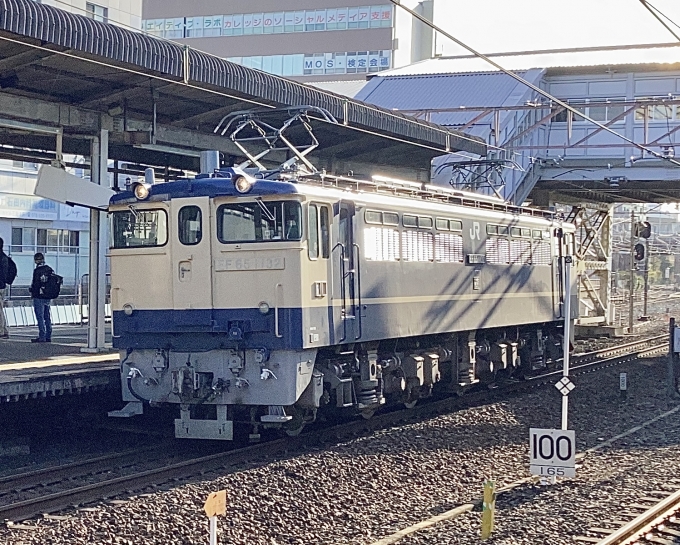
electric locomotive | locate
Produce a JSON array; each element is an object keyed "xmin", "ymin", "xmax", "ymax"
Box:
[{"xmin": 108, "ymin": 158, "xmax": 576, "ymax": 440}]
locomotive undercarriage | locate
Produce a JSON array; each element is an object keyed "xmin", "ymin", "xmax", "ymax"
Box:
[{"xmin": 112, "ymin": 322, "xmax": 564, "ymax": 440}]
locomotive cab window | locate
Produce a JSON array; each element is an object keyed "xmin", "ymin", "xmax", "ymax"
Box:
[
  {"xmin": 111, "ymin": 208, "xmax": 168, "ymax": 248},
  {"xmin": 217, "ymin": 201, "xmax": 302, "ymax": 243},
  {"xmin": 178, "ymin": 206, "xmax": 202, "ymax": 245}
]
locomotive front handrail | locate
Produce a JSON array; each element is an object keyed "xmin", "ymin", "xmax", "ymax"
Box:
[{"xmin": 274, "ymin": 283, "xmax": 283, "ymax": 339}]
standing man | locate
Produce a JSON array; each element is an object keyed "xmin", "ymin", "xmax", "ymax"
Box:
[
  {"xmin": 0, "ymin": 237, "xmax": 9, "ymax": 339},
  {"xmin": 29, "ymin": 252, "xmax": 52, "ymax": 343}
]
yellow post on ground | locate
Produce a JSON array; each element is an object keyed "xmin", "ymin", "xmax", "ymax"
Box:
[{"xmin": 481, "ymin": 480, "xmax": 496, "ymax": 540}]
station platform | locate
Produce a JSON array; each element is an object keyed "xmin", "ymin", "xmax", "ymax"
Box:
[{"xmin": 0, "ymin": 325, "xmax": 120, "ymax": 402}]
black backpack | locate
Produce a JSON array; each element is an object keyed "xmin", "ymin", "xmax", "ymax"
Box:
[
  {"xmin": 40, "ymin": 270, "xmax": 63, "ymax": 299},
  {"xmin": 6, "ymin": 256, "xmax": 16, "ymax": 285},
  {"xmin": 0, "ymin": 254, "xmax": 15, "ymax": 287}
]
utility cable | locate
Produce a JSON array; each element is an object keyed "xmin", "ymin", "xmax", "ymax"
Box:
[
  {"xmin": 639, "ymin": 0, "xmax": 680, "ymax": 41},
  {"xmin": 389, "ymin": 0, "xmax": 680, "ymax": 168}
]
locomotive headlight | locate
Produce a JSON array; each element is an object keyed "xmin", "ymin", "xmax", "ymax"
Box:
[
  {"xmin": 133, "ymin": 183, "xmax": 151, "ymax": 200},
  {"xmin": 258, "ymin": 301, "xmax": 270, "ymax": 315},
  {"xmin": 122, "ymin": 303, "xmax": 135, "ymax": 316},
  {"xmin": 233, "ymin": 175, "xmax": 254, "ymax": 194}
]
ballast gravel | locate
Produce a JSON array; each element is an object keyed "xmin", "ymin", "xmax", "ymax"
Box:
[{"xmin": 0, "ymin": 356, "xmax": 678, "ymax": 544}]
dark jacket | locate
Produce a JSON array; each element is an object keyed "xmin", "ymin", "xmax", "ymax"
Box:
[
  {"xmin": 29, "ymin": 264, "xmax": 53, "ymax": 299},
  {"xmin": 0, "ymin": 251, "xmax": 8, "ymax": 290}
]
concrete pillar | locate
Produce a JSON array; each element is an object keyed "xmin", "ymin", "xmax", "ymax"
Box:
[{"xmin": 85, "ymin": 129, "xmax": 108, "ymax": 351}]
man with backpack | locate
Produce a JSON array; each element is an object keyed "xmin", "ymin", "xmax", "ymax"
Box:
[
  {"xmin": 29, "ymin": 252, "xmax": 59, "ymax": 343},
  {"xmin": 0, "ymin": 237, "xmax": 16, "ymax": 339}
]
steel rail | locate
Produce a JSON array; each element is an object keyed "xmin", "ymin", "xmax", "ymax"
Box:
[
  {"xmin": 595, "ymin": 488, "xmax": 680, "ymax": 545},
  {"xmin": 0, "ymin": 444, "xmax": 174, "ymax": 496}
]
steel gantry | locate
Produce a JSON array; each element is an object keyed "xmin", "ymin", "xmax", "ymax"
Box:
[{"xmin": 566, "ymin": 204, "xmax": 615, "ymax": 327}]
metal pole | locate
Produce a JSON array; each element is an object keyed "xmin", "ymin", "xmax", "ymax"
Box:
[
  {"xmin": 562, "ymin": 256, "xmax": 572, "ymax": 430},
  {"xmin": 86, "ymin": 129, "xmax": 109, "ymax": 351},
  {"xmin": 209, "ymin": 516, "xmax": 218, "ymax": 545},
  {"xmin": 669, "ymin": 317, "xmax": 678, "ymax": 398},
  {"xmin": 643, "ymin": 236, "xmax": 649, "ymax": 318},
  {"xmin": 629, "ymin": 210, "xmax": 635, "ymax": 333}
]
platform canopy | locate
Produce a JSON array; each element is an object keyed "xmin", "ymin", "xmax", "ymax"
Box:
[{"xmin": 0, "ymin": 0, "xmax": 485, "ymax": 177}]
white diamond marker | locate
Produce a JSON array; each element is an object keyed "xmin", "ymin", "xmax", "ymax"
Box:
[{"xmin": 555, "ymin": 376, "xmax": 575, "ymax": 396}]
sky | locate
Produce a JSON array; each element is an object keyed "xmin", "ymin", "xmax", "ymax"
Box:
[{"xmin": 433, "ymin": 0, "xmax": 680, "ymax": 56}]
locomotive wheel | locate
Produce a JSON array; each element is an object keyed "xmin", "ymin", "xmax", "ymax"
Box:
[
  {"xmin": 360, "ymin": 408, "xmax": 375, "ymax": 420},
  {"xmin": 285, "ymin": 421, "xmax": 306, "ymax": 436},
  {"xmin": 284, "ymin": 406, "xmax": 307, "ymax": 436}
]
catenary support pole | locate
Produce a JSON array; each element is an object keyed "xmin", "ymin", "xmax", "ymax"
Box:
[
  {"xmin": 86, "ymin": 129, "xmax": 108, "ymax": 351},
  {"xmin": 629, "ymin": 209, "xmax": 635, "ymax": 333},
  {"xmin": 562, "ymin": 256, "xmax": 572, "ymax": 430},
  {"xmin": 643, "ymin": 236, "xmax": 649, "ymax": 317}
]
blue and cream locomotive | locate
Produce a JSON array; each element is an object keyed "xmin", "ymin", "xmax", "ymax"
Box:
[{"xmin": 108, "ymin": 159, "xmax": 575, "ymax": 440}]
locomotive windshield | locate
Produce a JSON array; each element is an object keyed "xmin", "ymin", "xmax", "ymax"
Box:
[
  {"xmin": 110, "ymin": 208, "xmax": 168, "ymax": 248},
  {"xmin": 217, "ymin": 201, "xmax": 302, "ymax": 243}
]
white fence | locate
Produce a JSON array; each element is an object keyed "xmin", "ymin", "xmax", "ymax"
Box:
[{"xmin": 3, "ymin": 304, "xmax": 112, "ymax": 327}]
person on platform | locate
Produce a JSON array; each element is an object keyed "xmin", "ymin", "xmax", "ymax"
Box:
[
  {"xmin": 29, "ymin": 252, "xmax": 53, "ymax": 343},
  {"xmin": 0, "ymin": 238, "xmax": 9, "ymax": 339}
]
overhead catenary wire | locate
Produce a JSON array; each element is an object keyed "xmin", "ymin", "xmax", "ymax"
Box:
[
  {"xmin": 638, "ymin": 0, "xmax": 680, "ymax": 41},
  {"xmin": 389, "ymin": 0, "xmax": 680, "ymax": 168}
]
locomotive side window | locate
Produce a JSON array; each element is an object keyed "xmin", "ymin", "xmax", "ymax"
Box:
[
  {"xmin": 111, "ymin": 208, "xmax": 168, "ymax": 248},
  {"xmin": 365, "ymin": 210, "xmax": 382, "ymax": 224},
  {"xmin": 308, "ymin": 204, "xmax": 319, "ymax": 259},
  {"xmin": 320, "ymin": 206, "xmax": 330, "ymax": 258},
  {"xmin": 449, "ymin": 220, "xmax": 463, "ymax": 231},
  {"xmin": 383, "ymin": 212, "xmax": 399, "ymax": 226},
  {"xmin": 217, "ymin": 201, "xmax": 302, "ymax": 243},
  {"xmin": 178, "ymin": 206, "xmax": 202, "ymax": 245},
  {"xmin": 435, "ymin": 218, "xmax": 449, "ymax": 231},
  {"xmin": 418, "ymin": 216, "xmax": 433, "ymax": 229},
  {"xmin": 403, "ymin": 215, "xmax": 417, "ymax": 228}
]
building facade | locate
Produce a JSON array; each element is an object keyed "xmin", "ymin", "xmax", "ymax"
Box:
[
  {"xmin": 36, "ymin": 0, "xmax": 142, "ymax": 29},
  {"xmin": 141, "ymin": 0, "xmax": 438, "ymax": 81}
]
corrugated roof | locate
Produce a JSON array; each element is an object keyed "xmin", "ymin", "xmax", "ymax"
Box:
[
  {"xmin": 355, "ymin": 70, "xmax": 544, "ymax": 126},
  {"xmin": 0, "ymin": 0, "xmax": 486, "ymax": 159},
  {"xmin": 380, "ymin": 44, "xmax": 680, "ymax": 76}
]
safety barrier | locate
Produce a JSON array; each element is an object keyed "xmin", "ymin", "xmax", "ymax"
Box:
[{"xmin": 2, "ymin": 303, "xmax": 111, "ymax": 327}]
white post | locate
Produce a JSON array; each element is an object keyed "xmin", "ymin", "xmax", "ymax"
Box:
[
  {"xmin": 209, "ymin": 516, "xmax": 217, "ymax": 545},
  {"xmin": 562, "ymin": 256, "xmax": 572, "ymax": 430},
  {"xmin": 86, "ymin": 129, "xmax": 108, "ymax": 351}
]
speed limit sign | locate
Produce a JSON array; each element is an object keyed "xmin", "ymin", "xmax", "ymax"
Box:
[{"xmin": 529, "ymin": 428, "xmax": 576, "ymax": 478}]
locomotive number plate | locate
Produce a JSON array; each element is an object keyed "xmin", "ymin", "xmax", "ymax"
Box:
[{"xmin": 215, "ymin": 257, "xmax": 285, "ymax": 271}]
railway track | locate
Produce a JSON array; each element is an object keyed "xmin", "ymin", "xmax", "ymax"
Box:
[
  {"xmin": 574, "ymin": 483, "xmax": 680, "ymax": 544},
  {"xmin": 0, "ymin": 333, "xmax": 669, "ymax": 524}
]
